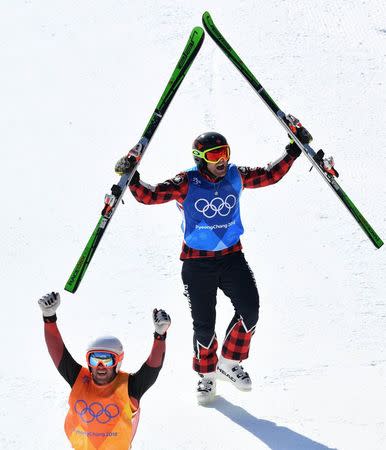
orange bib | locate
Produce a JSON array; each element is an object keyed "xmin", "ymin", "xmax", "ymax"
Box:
[{"xmin": 65, "ymin": 368, "xmax": 136, "ymax": 450}]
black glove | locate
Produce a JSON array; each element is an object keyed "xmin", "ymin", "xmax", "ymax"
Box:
[
  {"xmin": 286, "ymin": 142, "xmax": 302, "ymax": 157},
  {"xmin": 285, "ymin": 114, "xmax": 313, "ymax": 157},
  {"xmin": 130, "ymin": 170, "xmax": 140, "ymax": 186}
]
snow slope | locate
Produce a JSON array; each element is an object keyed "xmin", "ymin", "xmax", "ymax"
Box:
[{"xmin": 1, "ymin": 1, "xmax": 385, "ymax": 449}]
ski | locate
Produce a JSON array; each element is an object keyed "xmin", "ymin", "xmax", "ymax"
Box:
[
  {"xmin": 202, "ymin": 11, "xmax": 383, "ymax": 249},
  {"xmin": 65, "ymin": 27, "xmax": 205, "ymax": 293}
]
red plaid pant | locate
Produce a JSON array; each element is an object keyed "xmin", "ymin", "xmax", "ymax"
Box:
[{"xmin": 193, "ymin": 319, "xmax": 255, "ymax": 373}]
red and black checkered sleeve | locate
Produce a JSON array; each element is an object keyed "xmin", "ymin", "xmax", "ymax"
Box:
[
  {"xmin": 238, "ymin": 151, "xmax": 297, "ymax": 189},
  {"xmin": 129, "ymin": 172, "xmax": 189, "ymax": 204}
]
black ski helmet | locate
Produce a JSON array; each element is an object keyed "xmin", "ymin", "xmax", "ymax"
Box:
[{"xmin": 192, "ymin": 131, "xmax": 229, "ymax": 170}]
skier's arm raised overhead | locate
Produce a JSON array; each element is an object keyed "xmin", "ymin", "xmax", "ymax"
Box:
[
  {"xmin": 38, "ymin": 292, "xmax": 81, "ymax": 386},
  {"xmin": 128, "ymin": 309, "xmax": 171, "ymax": 405}
]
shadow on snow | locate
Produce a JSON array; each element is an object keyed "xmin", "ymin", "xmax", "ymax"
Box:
[{"xmin": 206, "ymin": 396, "xmax": 338, "ymax": 450}]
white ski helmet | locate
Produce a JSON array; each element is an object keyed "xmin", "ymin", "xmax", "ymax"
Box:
[{"xmin": 86, "ymin": 336, "xmax": 124, "ymax": 373}]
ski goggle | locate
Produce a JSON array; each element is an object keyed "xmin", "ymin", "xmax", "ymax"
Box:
[
  {"xmin": 192, "ymin": 145, "xmax": 230, "ymax": 164},
  {"xmin": 86, "ymin": 351, "xmax": 123, "ymax": 368}
]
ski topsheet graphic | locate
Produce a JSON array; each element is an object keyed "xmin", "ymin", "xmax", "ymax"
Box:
[
  {"xmin": 65, "ymin": 27, "xmax": 205, "ymax": 293},
  {"xmin": 202, "ymin": 11, "xmax": 383, "ymax": 249}
]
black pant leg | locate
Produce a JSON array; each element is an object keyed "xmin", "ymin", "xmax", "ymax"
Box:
[
  {"xmin": 181, "ymin": 259, "xmax": 219, "ymax": 347},
  {"xmin": 181, "ymin": 259, "xmax": 220, "ymax": 373},
  {"xmin": 219, "ymin": 252, "xmax": 260, "ymax": 333}
]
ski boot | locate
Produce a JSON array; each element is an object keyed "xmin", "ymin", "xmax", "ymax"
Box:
[{"xmin": 217, "ymin": 357, "xmax": 252, "ymax": 391}]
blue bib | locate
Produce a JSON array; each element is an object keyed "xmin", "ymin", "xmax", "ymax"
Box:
[{"xmin": 179, "ymin": 164, "xmax": 244, "ymax": 251}]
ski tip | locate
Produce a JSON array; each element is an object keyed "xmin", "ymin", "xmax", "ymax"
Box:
[
  {"xmin": 202, "ymin": 11, "xmax": 217, "ymax": 35},
  {"xmin": 191, "ymin": 26, "xmax": 205, "ymax": 42},
  {"xmin": 202, "ymin": 11, "xmax": 212, "ymax": 23},
  {"xmin": 193, "ymin": 25, "xmax": 205, "ymax": 33}
]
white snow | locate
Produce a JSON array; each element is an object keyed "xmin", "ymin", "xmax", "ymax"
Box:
[{"xmin": 1, "ymin": 1, "xmax": 385, "ymax": 449}]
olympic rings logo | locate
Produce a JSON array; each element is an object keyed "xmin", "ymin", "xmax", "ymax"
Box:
[
  {"xmin": 194, "ymin": 195, "xmax": 236, "ymax": 218},
  {"xmin": 74, "ymin": 400, "xmax": 120, "ymax": 424}
]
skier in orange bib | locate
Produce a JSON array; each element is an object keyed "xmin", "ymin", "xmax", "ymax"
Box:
[{"xmin": 39, "ymin": 292, "xmax": 171, "ymax": 449}]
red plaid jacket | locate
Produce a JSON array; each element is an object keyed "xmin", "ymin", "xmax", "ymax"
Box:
[{"xmin": 129, "ymin": 151, "xmax": 298, "ymax": 259}]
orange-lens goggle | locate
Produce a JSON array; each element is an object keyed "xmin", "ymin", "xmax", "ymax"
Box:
[
  {"xmin": 192, "ymin": 145, "xmax": 230, "ymax": 164},
  {"xmin": 86, "ymin": 351, "xmax": 123, "ymax": 368}
]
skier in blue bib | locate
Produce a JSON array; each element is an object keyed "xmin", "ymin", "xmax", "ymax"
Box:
[{"xmin": 116, "ymin": 121, "xmax": 310, "ymax": 404}]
